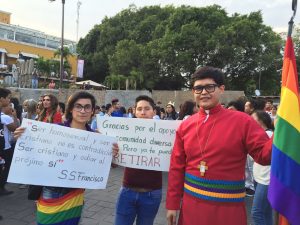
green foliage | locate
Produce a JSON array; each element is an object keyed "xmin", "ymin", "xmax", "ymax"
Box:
[{"xmin": 77, "ymin": 4, "xmax": 282, "ymax": 93}]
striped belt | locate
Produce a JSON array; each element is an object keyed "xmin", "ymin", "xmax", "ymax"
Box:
[{"xmin": 184, "ymin": 173, "xmax": 246, "ymax": 202}]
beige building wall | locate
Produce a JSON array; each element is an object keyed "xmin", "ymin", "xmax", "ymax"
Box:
[
  {"xmin": 0, "ymin": 11, "xmax": 11, "ymax": 24},
  {"xmin": 0, "ymin": 39, "xmax": 78, "ymax": 75}
]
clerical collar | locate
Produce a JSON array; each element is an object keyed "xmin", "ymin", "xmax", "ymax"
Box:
[{"xmin": 199, "ymin": 104, "xmax": 222, "ymax": 116}]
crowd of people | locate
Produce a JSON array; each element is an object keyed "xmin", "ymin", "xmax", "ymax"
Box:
[{"xmin": 0, "ymin": 66, "xmax": 278, "ymax": 225}]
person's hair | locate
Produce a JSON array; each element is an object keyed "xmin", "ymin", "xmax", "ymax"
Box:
[
  {"xmin": 253, "ymin": 110, "xmax": 274, "ymax": 130},
  {"xmin": 155, "ymin": 106, "xmax": 161, "ymax": 117},
  {"xmin": 227, "ymin": 100, "xmax": 245, "ymax": 112},
  {"xmin": 251, "ymin": 99, "xmax": 266, "ymax": 111},
  {"xmin": 58, "ymin": 102, "xmax": 66, "ymax": 114},
  {"xmin": 178, "ymin": 100, "xmax": 196, "ymax": 120},
  {"xmin": 65, "ymin": 91, "xmax": 96, "ymax": 120},
  {"xmin": 191, "ymin": 66, "xmax": 225, "ymax": 87},
  {"xmin": 266, "ymin": 100, "xmax": 273, "ymax": 104},
  {"xmin": 38, "ymin": 94, "xmax": 59, "ymax": 123},
  {"xmin": 111, "ymin": 98, "xmax": 119, "ymax": 105},
  {"xmin": 95, "ymin": 105, "xmax": 100, "ymax": 110},
  {"xmin": 120, "ymin": 106, "xmax": 126, "ymax": 114},
  {"xmin": 105, "ymin": 103, "xmax": 112, "ymax": 111},
  {"xmin": 26, "ymin": 99, "xmax": 37, "ymax": 119},
  {"xmin": 10, "ymin": 97, "xmax": 22, "ymax": 121},
  {"xmin": 127, "ymin": 107, "xmax": 133, "ymax": 113},
  {"xmin": 135, "ymin": 95, "xmax": 155, "ymax": 109},
  {"xmin": 272, "ymin": 105, "xmax": 277, "ymax": 110},
  {"xmin": 0, "ymin": 88, "xmax": 11, "ymax": 98}
]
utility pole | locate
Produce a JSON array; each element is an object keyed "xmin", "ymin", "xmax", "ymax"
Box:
[
  {"xmin": 76, "ymin": 0, "xmax": 82, "ymax": 43},
  {"xmin": 49, "ymin": 0, "xmax": 65, "ymax": 90}
]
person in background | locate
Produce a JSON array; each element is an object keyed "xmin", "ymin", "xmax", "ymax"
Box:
[
  {"xmin": 270, "ymin": 105, "xmax": 277, "ymax": 122},
  {"xmin": 264, "ymin": 100, "xmax": 273, "ymax": 116},
  {"xmin": 58, "ymin": 102, "xmax": 66, "ymax": 122},
  {"xmin": 10, "ymin": 97, "xmax": 23, "ymax": 123},
  {"xmin": 127, "ymin": 107, "xmax": 134, "ymax": 118},
  {"xmin": 100, "ymin": 105, "xmax": 106, "ymax": 116},
  {"xmin": 153, "ymin": 106, "xmax": 161, "ymax": 120},
  {"xmin": 36, "ymin": 101, "xmax": 43, "ymax": 120},
  {"xmin": 251, "ymin": 110, "xmax": 274, "ymax": 225},
  {"xmin": 160, "ymin": 108, "xmax": 166, "ymax": 119},
  {"xmin": 120, "ymin": 106, "xmax": 127, "ymax": 117},
  {"xmin": 38, "ymin": 94, "xmax": 62, "ymax": 124},
  {"xmin": 164, "ymin": 102, "xmax": 178, "ymax": 120},
  {"xmin": 114, "ymin": 95, "xmax": 162, "ymax": 225},
  {"xmin": 244, "ymin": 98, "xmax": 266, "ymax": 196},
  {"xmin": 177, "ymin": 100, "xmax": 197, "ymax": 120},
  {"xmin": 111, "ymin": 98, "xmax": 123, "ymax": 117},
  {"xmin": 21, "ymin": 99, "xmax": 29, "ymax": 119},
  {"xmin": 23, "ymin": 99, "xmax": 37, "ymax": 120},
  {"xmin": 48, "ymin": 80, "xmax": 56, "ymax": 89},
  {"xmin": 0, "ymin": 92, "xmax": 19, "ymax": 196},
  {"xmin": 227, "ymin": 100, "xmax": 245, "ymax": 112},
  {"xmin": 104, "ymin": 103, "xmax": 113, "ymax": 117},
  {"xmin": 90, "ymin": 105, "xmax": 101, "ymax": 130},
  {"xmin": 14, "ymin": 91, "xmax": 119, "ymax": 225}
]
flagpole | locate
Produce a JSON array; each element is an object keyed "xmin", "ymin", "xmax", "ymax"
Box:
[{"xmin": 288, "ymin": 0, "xmax": 297, "ymax": 37}]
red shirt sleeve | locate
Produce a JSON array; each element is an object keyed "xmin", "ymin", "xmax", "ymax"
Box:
[
  {"xmin": 166, "ymin": 125, "xmax": 186, "ymax": 210},
  {"xmin": 244, "ymin": 117, "xmax": 272, "ymax": 165}
]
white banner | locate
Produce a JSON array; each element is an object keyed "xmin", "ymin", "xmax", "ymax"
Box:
[
  {"xmin": 8, "ymin": 119, "xmax": 116, "ymax": 189},
  {"xmin": 77, "ymin": 59, "xmax": 84, "ymax": 78},
  {"xmin": 97, "ymin": 117, "xmax": 181, "ymax": 171}
]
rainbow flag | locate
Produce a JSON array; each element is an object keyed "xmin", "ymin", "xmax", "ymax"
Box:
[
  {"xmin": 268, "ymin": 37, "xmax": 300, "ymax": 225},
  {"xmin": 37, "ymin": 189, "xmax": 84, "ymax": 225}
]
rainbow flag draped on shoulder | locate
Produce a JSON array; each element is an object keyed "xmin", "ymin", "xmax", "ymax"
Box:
[{"xmin": 268, "ymin": 36, "xmax": 300, "ymax": 225}]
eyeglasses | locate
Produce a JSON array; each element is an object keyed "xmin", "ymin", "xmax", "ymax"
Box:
[
  {"xmin": 193, "ymin": 84, "xmax": 219, "ymax": 94},
  {"xmin": 73, "ymin": 104, "xmax": 93, "ymax": 113}
]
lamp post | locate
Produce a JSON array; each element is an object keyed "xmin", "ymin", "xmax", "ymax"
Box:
[{"xmin": 49, "ymin": 0, "xmax": 65, "ymax": 89}]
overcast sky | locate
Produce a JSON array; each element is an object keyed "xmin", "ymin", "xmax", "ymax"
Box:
[{"xmin": 1, "ymin": 0, "xmax": 296, "ymax": 41}]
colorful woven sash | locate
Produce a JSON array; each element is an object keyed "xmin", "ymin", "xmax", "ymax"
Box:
[
  {"xmin": 37, "ymin": 189, "xmax": 84, "ymax": 225},
  {"xmin": 184, "ymin": 173, "xmax": 246, "ymax": 202}
]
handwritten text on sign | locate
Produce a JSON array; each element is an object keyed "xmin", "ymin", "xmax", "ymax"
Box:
[
  {"xmin": 97, "ymin": 117, "xmax": 181, "ymax": 171},
  {"xmin": 8, "ymin": 119, "xmax": 116, "ymax": 189}
]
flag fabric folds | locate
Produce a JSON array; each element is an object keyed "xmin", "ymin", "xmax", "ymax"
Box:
[{"xmin": 268, "ymin": 36, "xmax": 300, "ymax": 225}]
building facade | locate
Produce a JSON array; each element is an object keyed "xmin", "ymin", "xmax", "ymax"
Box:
[{"xmin": 0, "ymin": 10, "xmax": 78, "ymax": 77}]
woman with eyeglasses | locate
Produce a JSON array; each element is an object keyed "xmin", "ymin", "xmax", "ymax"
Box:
[
  {"xmin": 14, "ymin": 91, "xmax": 119, "ymax": 225},
  {"xmin": 38, "ymin": 94, "xmax": 62, "ymax": 124}
]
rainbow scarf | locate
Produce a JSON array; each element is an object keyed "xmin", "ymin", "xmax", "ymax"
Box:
[
  {"xmin": 268, "ymin": 37, "xmax": 300, "ymax": 225},
  {"xmin": 37, "ymin": 189, "xmax": 84, "ymax": 225}
]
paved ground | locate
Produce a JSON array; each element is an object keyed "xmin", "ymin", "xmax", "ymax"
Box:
[{"xmin": 0, "ymin": 167, "xmax": 253, "ymax": 225}]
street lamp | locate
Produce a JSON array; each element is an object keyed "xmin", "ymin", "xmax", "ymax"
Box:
[{"xmin": 49, "ymin": 0, "xmax": 65, "ymax": 89}]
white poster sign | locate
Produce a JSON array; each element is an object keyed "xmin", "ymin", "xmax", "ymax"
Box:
[
  {"xmin": 8, "ymin": 119, "xmax": 116, "ymax": 189},
  {"xmin": 97, "ymin": 117, "xmax": 181, "ymax": 171}
]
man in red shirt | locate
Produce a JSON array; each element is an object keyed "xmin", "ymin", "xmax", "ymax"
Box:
[
  {"xmin": 114, "ymin": 95, "xmax": 162, "ymax": 225},
  {"xmin": 166, "ymin": 66, "xmax": 272, "ymax": 225}
]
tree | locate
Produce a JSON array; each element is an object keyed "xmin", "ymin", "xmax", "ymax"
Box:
[{"xmin": 77, "ymin": 4, "xmax": 282, "ymax": 94}]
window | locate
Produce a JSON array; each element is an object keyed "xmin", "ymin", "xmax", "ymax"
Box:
[{"xmin": 15, "ymin": 32, "xmax": 36, "ymax": 45}]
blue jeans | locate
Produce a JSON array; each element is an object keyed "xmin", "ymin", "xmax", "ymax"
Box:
[
  {"xmin": 114, "ymin": 187, "xmax": 162, "ymax": 225},
  {"xmin": 32, "ymin": 79, "xmax": 38, "ymax": 89},
  {"xmin": 251, "ymin": 182, "xmax": 273, "ymax": 225}
]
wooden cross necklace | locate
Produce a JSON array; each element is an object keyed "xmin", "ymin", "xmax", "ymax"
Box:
[{"xmin": 196, "ymin": 111, "xmax": 217, "ymax": 176}]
